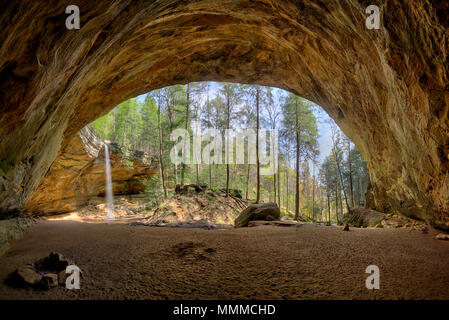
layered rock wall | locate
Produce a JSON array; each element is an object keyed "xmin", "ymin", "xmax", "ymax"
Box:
[
  {"xmin": 22, "ymin": 127, "xmax": 157, "ymax": 215},
  {"xmin": 0, "ymin": 1, "xmax": 448, "ymax": 229}
]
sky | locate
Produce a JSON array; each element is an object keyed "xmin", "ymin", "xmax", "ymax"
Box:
[{"xmin": 135, "ymin": 82, "xmax": 334, "ymax": 174}]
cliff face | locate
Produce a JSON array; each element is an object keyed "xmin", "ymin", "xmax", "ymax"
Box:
[
  {"xmin": 0, "ymin": 1, "xmax": 448, "ymax": 228},
  {"xmin": 22, "ymin": 127, "xmax": 157, "ymax": 215}
]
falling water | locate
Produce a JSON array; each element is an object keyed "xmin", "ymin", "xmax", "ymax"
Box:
[{"xmin": 104, "ymin": 144, "xmax": 115, "ymax": 221}]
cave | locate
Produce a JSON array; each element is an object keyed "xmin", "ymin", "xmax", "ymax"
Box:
[
  {"xmin": 1, "ymin": 0, "xmax": 447, "ymax": 229},
  {"xmin": 0, "ymin": 0, "xmax": 449, "ymax": 301}
]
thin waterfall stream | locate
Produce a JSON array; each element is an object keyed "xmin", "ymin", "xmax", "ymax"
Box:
[{"xmin": 104, "ymin": 144, "xmax": 115, "ymax": 221}]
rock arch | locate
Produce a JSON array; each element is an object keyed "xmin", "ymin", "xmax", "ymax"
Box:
[{"xmin": 0, "ymin": 1, "xmax": 448, "ymax": 229}]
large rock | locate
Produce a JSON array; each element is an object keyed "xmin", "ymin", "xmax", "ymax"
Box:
[
  {"xmin": 0, "ymin": 1, "xmax": 448, "ymax": 230},
  {"xmin": 343, "ymin": 207, "xmax": 386, "ymax": 228},
  {"xmin": 235, "ymin": 203, "xmax": 280, "ymax": 228},
  {"xmin": 16, "ymin": 265, "xmax": 41, "ymax": 285},
  {"xmin": 22, "ymin": 127, "xmax": 157, "ymax": 215}
]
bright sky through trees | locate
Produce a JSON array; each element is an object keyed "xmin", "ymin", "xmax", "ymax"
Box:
[{"xmin": 135, "ymin": 82, "xmax": 334, "ymax": 172}]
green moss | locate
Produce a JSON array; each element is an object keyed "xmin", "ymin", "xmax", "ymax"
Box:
[{"xmin": 280, "ymin": 209, "xmax": 294, "ymax": 218}]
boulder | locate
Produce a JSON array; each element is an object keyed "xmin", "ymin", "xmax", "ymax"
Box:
[
  {"xmin": 343, "ymin": 207, "xmax": 385, "ymax": 228},
  {"xmin": 435, "ymin": 233, "xmax": 449, "ymax": 241},
  {"xmin": 42, "ymin": 273, "xmax": 58, "ymax": 289},
  {"xmin": 235, "ymin": 203, "xmax": 280, "ymax": 228},
  {"xmin": 16, "ymin": 265, "xmax": 41, "ymax": 285}
]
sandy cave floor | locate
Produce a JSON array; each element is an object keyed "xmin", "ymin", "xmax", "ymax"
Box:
[{"xmin": 1, "ymin": 219, "xmax": 449, "ymax": 300}]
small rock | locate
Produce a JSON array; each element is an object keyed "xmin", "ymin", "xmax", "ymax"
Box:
[
  {"xmin": 342, "ymin": 223, "xmax": 350, "ymax": 231},
  {"xmin": 16, "ymin": 265, "xmax": 41, "ymax": 285},
  {"xmin": 42, "ymin": 273, "xmax": 58, "ymax": 288},
  {"xmin": 435, "ymin": 233, "xmax": 449, "ymax": 241},
  {"xmin": 58, "ymin": 270, "xmax": 68, "ymax": 285},
  {"xmin": 35, "ymin": 252, "xmax": 70, "ymax": 272}
]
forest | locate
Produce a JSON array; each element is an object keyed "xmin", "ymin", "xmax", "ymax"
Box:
[{"xmin": 91, "ymin": 82, "xmax": 369, "ymax": 224}]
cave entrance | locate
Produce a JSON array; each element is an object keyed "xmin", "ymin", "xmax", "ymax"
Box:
[{"xmin": 81, "ymin": 81, "xmax": 370, "ymax": 225}]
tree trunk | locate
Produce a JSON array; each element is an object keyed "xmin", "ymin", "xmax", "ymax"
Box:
[
  {"xmin": 335, "ymin": 183, "xmax": 339, "ymax": 223},
  {"xmin": 340, "ymin": 185, "xmax": 344, "ymax": 219},
  {"xmin": 357, "ymin": 174, "xmax": 362, "ymax": 205},
  {"xmin": 294, "ymin": 148, "xmax": 300, "ymax": 219},
  {"xmin": 273, "ymin": 173, "xmax": 277, "ymax": 205},
  {"xmin": 245, "ymin": 164, "xmax": 250, "ymax": 200},
  {"xmin": 294, "ymin": 99, "xmax": 301, "ymax": 221},
  {"xmin": 166, "ymin": 94, "xmax": 178, "ymax": 187},
  {"xmin": 196, "ymin": 163, "xmax": 199, "ymax": 186},
  {"xmin": 348, "ymin": 141, "xmax": 355, "ymax": 208},
  {"xmin": 255, "ymin": 87, "xmax": 261, "ymax": 203},
  {"xmin": 312, "ymin": 175, "xmax": 315, "ymax": 221},
  {"xmin": 209, "ymin": 163, "xmax": 212, "ymax": 187},
  {"xmin": 157, "ymin": 91, "xmax": 167, "ymax": 199},
  {"xmin": 333, "ymin": 147, "xmax": 350, "ymax": 213},
  {"xmin": 174, "ymin": 152, "xmax": 178, "ymax": 186},
  {"xmin": 286, "ymin": 166, "xmax": 289, "ymax": 211},
  {"xmin": 181, "ymin": 84, "xmax": 190, "ymax": 186},
  {"xmin": 277, "ymin": 163, "xmax": 281, "ymax": 208},
  {"xmin": 225, "ymin": 91, "xmax": 230, "ymax": 197}
]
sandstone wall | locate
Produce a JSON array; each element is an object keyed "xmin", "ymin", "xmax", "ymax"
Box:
[
  {"xmin": 0, "ymin": 1, "xmax": 448, "ymax": 229},
  {"xmin": 22, "ymin": 127, "xmax": 157, "ymax": 215}
]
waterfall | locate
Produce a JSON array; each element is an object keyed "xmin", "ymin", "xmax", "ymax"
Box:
[{"xmin": 104, "ymin": 144, "xmax": 115, "ymax": 221}]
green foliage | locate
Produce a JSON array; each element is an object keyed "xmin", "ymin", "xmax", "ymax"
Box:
[
  {"xmin": 144, "ymin": 175, "xmax": 164, "ymax": 209},
  {"xmin": 90, "ymin": 81, "xmax": 368, "ymax": 224},
  {"xmin": 281, "ymin": 94, "xmax": 319, "ymax": 161},
  {"xmin": 280, "ymin": 209, "xmax": 294, "ymax": 218}
]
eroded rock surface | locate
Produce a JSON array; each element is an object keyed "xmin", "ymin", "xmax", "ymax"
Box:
[
  {"xmin": 0, "ymin": 1, "xmax": 448, "ymax": 229},
  {"xmin": 22, "ymin": 127, "xmax": 157, "ymax": 215},
  {"xmin": 0, "ymin": 217, "xmax": 34, "ymax": 256}
]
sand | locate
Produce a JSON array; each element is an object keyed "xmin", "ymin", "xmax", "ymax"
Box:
[{"xmin": 1, "ymin": 219, "xmax": 449, "ymax": 300}]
